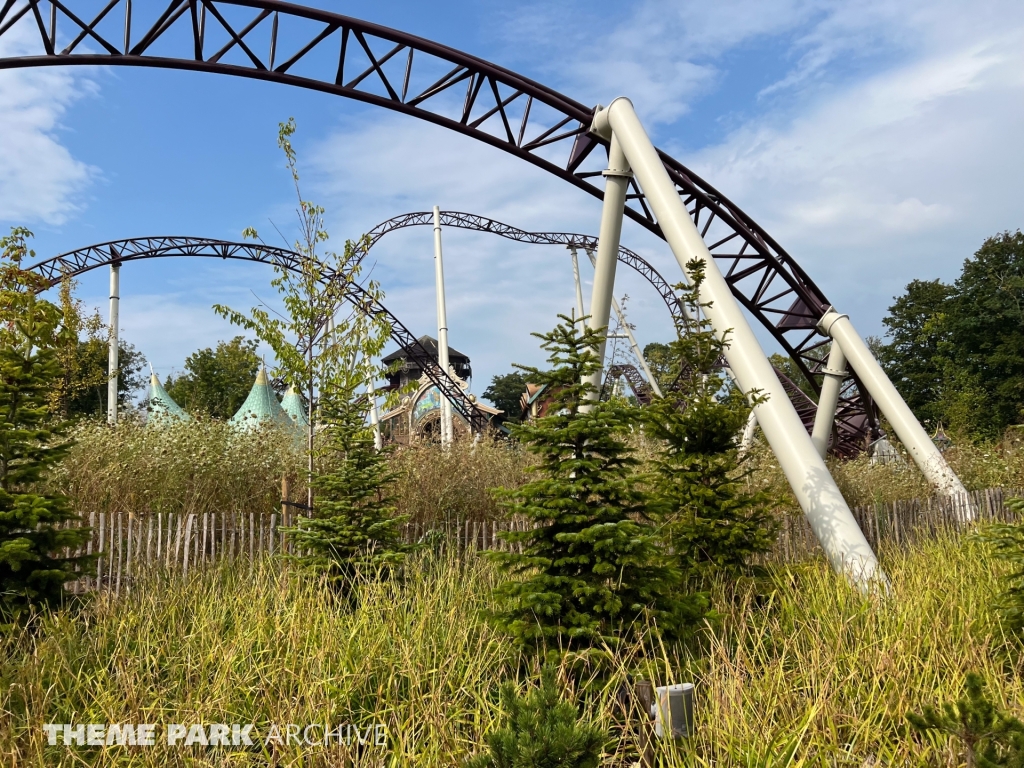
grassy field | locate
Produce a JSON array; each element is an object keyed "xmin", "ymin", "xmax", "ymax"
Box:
[{"xmin": 2, "ymin": 532, "xmax": 1021, "ymax": 766}]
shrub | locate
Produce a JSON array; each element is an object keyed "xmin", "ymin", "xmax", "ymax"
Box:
[
  {"xmin": 285, "ymin": 394, "xmax": 413, "ymax": 581},
  {"xmin": 975, "ymin": 497, "xmax": 1024, "ymax": 638},
  {"xmin": 643, "ymin": 259, "xmax": 777, "ymax": 586},
  {"xmin": 907, "ymin": 672, "xmax": 1024, "ymax": 767},
  {"xmin": 487, "ymin": 316, "xmax": 704, "ymax": 656},
  {"xmin": 464, "ymin": 667, "xmax": 607, "ymax": 768}
]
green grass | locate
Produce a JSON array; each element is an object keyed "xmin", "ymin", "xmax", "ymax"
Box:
[{"xmin": 2, "ymin": 536, "xmax": 1022, "ymax": 766}]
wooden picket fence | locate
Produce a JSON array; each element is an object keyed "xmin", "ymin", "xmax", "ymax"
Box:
[{"xmin": 62, "ymin": 487, "xmax": 1023, "ymax": 594}]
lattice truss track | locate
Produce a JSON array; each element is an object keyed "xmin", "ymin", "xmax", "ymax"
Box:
[{"xmin": 0, "ymin": 0, "xmax": 875, "ymax": 453}]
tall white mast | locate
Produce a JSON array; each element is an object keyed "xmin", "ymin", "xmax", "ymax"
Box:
[
  {"xmin": 432, "ymin": 206, "xmax": 453, "ymax": 447},
  {"xmin": 107, "ymin": 263, "xmax": 120, "ymax": 425}
]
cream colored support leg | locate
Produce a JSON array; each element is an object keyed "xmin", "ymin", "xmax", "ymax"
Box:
[
  {"xmin": 593, "ymin": 97, "xmax": 883, "ymax": 588},
  {"xmin": 820, "ymin": 309, "xmax": 970, "ymax": 517},
  {"xmin": 810, "ymin": 342, "xmax": 848, "ymax": 459},
  {"xmin": 583, "ymin": 135, "xmax": 631, "ymax": 403}
]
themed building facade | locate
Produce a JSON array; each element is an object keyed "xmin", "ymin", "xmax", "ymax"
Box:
[{"xmin": 379, "ymin": 335, "xmax": 500, "ymax": 444}]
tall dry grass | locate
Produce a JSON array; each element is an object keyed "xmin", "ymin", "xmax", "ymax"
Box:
[
  {"xmin": 52, "ymin": 416, "xmax": 305, "ymax": 519},
  {"xmin": 742, "ymin": 434, "xmax": 1024, "ymax": 513},
  {"xmin": 387, "ymin": 437, "xmax": 531, "ymax": 525},
  {"xmin": 2, "ymin": 532, "xmax": 1022, "ymax": 766}
]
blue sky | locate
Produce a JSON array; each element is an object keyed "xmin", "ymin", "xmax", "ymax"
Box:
[{"xmin": 1, "ymin": 0, "xmax": 1022, "ymax": 401}]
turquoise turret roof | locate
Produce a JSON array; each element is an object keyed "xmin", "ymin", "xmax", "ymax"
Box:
[
  {"xmin": 148, "ymin": 373, "xmax": 190, "ymax": 425},
  {"xmin": 280, "ymin": 385, "xmax": 309, "ymax": 430},
  {"xmin": 229, "ymin": 367, "xmax": 290, "ymax": 431}
]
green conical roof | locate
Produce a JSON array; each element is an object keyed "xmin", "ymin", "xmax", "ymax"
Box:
[
  {"xmin": 280, "ymin": 385, "xmax": 309, "ymax": 430},
  {"xmin": 229, "ymin": 367, "xmax": 290, "ymax": 431},
  {"xmin": 148, "ymin": 373, "xmax": 190, "ymax": 425}
]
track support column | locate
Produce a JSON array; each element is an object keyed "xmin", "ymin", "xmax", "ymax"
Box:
[
  {"xmin": 819, "ymin": 309, "xmax": 970, "ymax": 513},
  {"xmin": 107, "ymin": 262, "xmax": 120, "ymax": 426},
  {"xmin": 432, "ymin": 206, "xmax": 453, "ymax": 446},
  {"xmin": 594, "ymin": 97, "xmax": 883, "ymax": 588},
  {"xmin": 810, "ymin": 342, "xmax": 848, "ymax": 459},
  {"xmin": 584, "ymin": 248, "xmax": 663, "ymax": 398},
  {"xmin": 570, "ymin": 247, "xmax": 586, "ymax": 320},
  {"xmin": 584, "ymin": 134, "xmax": 631, "ymax": 400}
]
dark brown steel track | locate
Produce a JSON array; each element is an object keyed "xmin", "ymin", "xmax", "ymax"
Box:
[
  {"xmin": 26, "ymin": 236, "xmax": 491, "ymax": 431},
  {"xmin": 0, "ymin": 0, "xmax": 874, "ymax": 451}
]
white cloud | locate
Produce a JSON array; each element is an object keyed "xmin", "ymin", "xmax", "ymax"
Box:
[
  {"xmin": 478, "ymin": 0, "xmax": 1024, "ymax": 354},
  {"xmin": 299, "ymin": 113, "xmax": 681, "ymax": 387},
  {"xmin": 689, "ymin": 19, "xmax": 1024, "ymax": 325},
  {"xmin": 0, "ymin": 25, "xmax": 98, "ymax": 224}
]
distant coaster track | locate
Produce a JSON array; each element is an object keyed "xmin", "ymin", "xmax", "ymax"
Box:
[
  {"xmin": 26, "ymin": 236, "xmax": 491, "ymax": 431},
  {"xmin": 0, "ymin": 0, "xmax": 874, "ymax": 452},
  {"xmin": 358, "ymin": 210, "xmax": 866, "ymax": 457}
]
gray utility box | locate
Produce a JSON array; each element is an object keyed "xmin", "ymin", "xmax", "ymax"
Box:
[{"xmin": 652, "ymin": 683, "xmax": 694, "ymax": 739}]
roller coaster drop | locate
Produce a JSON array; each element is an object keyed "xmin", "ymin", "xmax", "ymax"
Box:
[{"xmin": 1, "ymin": 0, "xmax": 973, "ymax": 585}]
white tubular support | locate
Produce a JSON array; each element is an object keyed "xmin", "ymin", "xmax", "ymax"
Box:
[
  {"xmin": 595, "ymin": 97, "xmax": 882, "ymax": 588},
  {"xmin": 570, "ymin": 247, "xmax": 586, "ymax": 320},
  {"xmin": 584, "ymin": 248, "xmax": 663, "ymax": 398},
  {"xmin": 432, "ymin": 205, "xmax": 453, "ymax": 446},
  {"xmin": 107, "ymin": 263, "xmax": 120, "ymax": 426},
  {"xmin": 820, "ymin": 309, "xmax": 970, "ymax": 509},
  {"xmin": 584, "ymin": 134, "xmax": 631, "ymax": 400},
  {"xmin": 739, "ymin": 410, "xmax": 758, "ymax": 454},
  {"xmin": 810, "ymin": 342, "xmax": 848, "ymax": 459},
  {"xmin": 367, "ymin": 375, "xmax": 382, "ymax": 451}
]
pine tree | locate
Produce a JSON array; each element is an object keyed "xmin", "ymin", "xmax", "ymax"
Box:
[
  {"xmin": 643, "ymin": 258, "xmax": 777, "ymax": 586},
  {"xmin": 975, "ymin": 497, "xmax": 1024, "ymax": 637},
  {"xmin": 463, "ymin": 667, "xmax": 607, "ymax": 768},
  {"xmin": 488, "ymin": 315, "xmax": 706, "ymax": 656},
  {"xmin": 0, "ymin": 228, "xmax": 92, "ymax": 624},
  {"xmin": 283, "ymin": 377, "xmax": 411, "ymax": 582},
  {"xmin": 907, "ymin": 673, "xmax": 1024, "ymax": 767}
]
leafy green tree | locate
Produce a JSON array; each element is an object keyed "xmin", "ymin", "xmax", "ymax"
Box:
[
  {"xmin": 164, "ymin": 336, "xmax": 262, "ymax": 418},
  {"xmin": 877, "ymin": 278, "xmax": 955, "ymax": 429},
  {"xmin": 464, "ymin": 668, "xmax": 607, "ymax": 768},
  {"xmin": 0, "ymin": 228, "xmax": 92, "ymax": 623},
  {"xmin": 483, "ymin": 371, "xmax": 528, "ymax": 423},
  {"xmin": 907, "ymin": 673, "xmax": 1024, "ymax": 767},
  {"xmin": 48, "ymin": 269, "xmax": 147, "ymax": 419},
  {"xmin": 215, "ymin": 118, "xmax": 390, "ymax": 509},
  {"xmin": 877, "ymin": 231, "xmax": 1024, "ymax": 438},
  {"xmin": 642, "ymin": 342, "xmax": 674, "ymax": 392},
  {"xmin": 488, "ymin": 315, "xmax": 705, "ymax": 656},
  {"xmin": 51, "ymin": 274, "xmax": 108, "ymax": 419},
  {"xmin": 942, "ymin": 231, "xmax": 1024, "ymax": 435},
  {"xmin": 643, "ymin": 259, "xmax": 777, "ymax": 586},
  {"xmin": 64, "ymin": 339, "xmax": 146, "ymax": 418}
]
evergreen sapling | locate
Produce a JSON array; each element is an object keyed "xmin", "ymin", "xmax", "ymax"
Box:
[
  {"xmin": 488, "ymin": 315, "xmax": 706, "ymax": 656},
  {"xmin": 463, "ymin": 667, "xmax": 607, "ymax": 768},
  {"xmin": 907, "ymin": 672, "xmax": 1024, "ymax": 767},
  {"xmin": 0, "ymin": 228, "xmax": 93, "ymax": 624},
  {"xmin": 643, "ymin": 258, "xmax": 777, "ymax": 586}
]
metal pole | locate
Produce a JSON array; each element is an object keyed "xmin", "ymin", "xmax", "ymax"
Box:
[
  {"xmin": 432, "ymin": 205, "xmax": 453, "ymax": 446},
  {"xmin": 368, "ymin": 381, "xmax": 382, "ymax": 450},
  {"xmin": 819, "ymin": 309, "xmax": 970, "ymax": 509},
  {"xmin": 107, "ymin": 263, "xmax": 120, "ymax": 425},
  {"xmin": 584, "ymin": 134, "xmax": 631, "ymax": 400},
  {"xmin": 594, "ymin": 97, "xmax": 882, "ymax": 588},
  {"xmin": 570, "ymin": 247, "xmax": 586, "ymax": 320},
  {"xmin": 584, "ymin": 248, "xmax": 663, "ymax": 398},
  {"xmin": 810, "ymin": 342, "xmax": 848, "ymax": 459},
  {"xmin": 739, "ymin": 410, "xmax": 758, "ymax": 455}
]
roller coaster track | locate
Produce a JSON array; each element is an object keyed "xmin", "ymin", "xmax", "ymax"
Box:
[
  {"xmin": 0, "ymin": 0, "xmax": 874, "ymax": 452},
  {"xmin": 26, "ymin": 237, "xmax": 491, "ymax": 431},
  {"xmin": 359, "ymin": 210, "xmax": 866, "ymax": 456}
]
